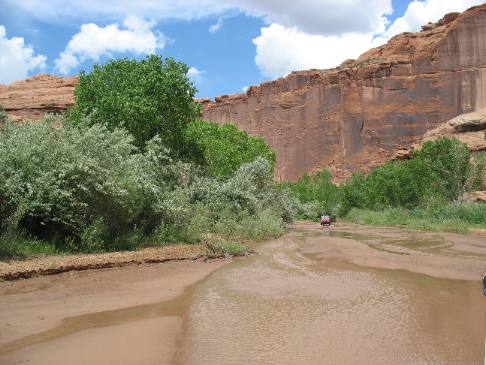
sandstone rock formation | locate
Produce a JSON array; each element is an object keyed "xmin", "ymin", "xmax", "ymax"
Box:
[
  {"xmin": 2, "ymin": 5, "xmax": 486, "ymax": 182},
  {"xmin": 391, "ymin": 108, "xmax": 486, "ymax": 161},
  {"xmin": 202, "ymin": 5, "xmax": 486, "ymax": 181},
  {"xmin": 0, "ymin": 74, "xmax": 77, "ymax": 121},
  {"xmin": 422, "ymin": 108, "xmax": 486, "ymax": 151}
]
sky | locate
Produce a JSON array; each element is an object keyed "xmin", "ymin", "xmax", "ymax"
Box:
[{"xmin": 0, "ymin": 0, "xmax": 484, "ymax": 98}]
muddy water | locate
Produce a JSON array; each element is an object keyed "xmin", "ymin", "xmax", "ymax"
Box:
[
  {"xmin": 175, "ymin": 224, "xmax": 486, "ymax": 365},
  {"xmin": 1, "ymin": 223, "xmax": 486, "ymax": 365}
]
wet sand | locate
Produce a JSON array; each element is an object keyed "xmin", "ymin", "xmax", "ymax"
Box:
[
  {"xmin": 0, "ymin": 259, "xmax": 227, "ymax": 364},
  {"xmin": 0, "ymin": 244, "xmax": 211, "ymax": 281},
  {"xmin": 1, "ymin": 222, "xmax": 486, "ymax": 364}
]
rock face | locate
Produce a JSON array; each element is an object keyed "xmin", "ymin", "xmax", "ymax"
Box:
[
  {"xmin": 391, "ymin": 107, "xmax": 486, "ymax": 161},
  {"xmin": 422, "ymin": 108, "xmax": 486, "ymax": 152},
  {"xmin": 0, "ymin": 74, "xmax": 77, "ymax": 121},
  {"xmin": 203, "ymin": 5, "xmax": 486, "ymax": 181}
]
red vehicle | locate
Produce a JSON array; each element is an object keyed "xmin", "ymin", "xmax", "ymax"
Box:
[{"xmin": 320, "ymin": 215, "xmax": 332, "ymax": 227}]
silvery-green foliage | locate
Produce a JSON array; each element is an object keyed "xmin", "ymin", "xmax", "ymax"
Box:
[
  {"xmin": 183, "ymin": 157, "xmax": 295, "ymax": 225},
  {"xmin": 0, "ymin": 116, "xmax": 166, "ymax": 246}
]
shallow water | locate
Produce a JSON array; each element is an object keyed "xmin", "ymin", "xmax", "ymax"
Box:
[
  {"xmin": 1, "ymin": 224, "xmax": 485, "ymax": 365},
  {"xmin": 175, "ymin": 226, "xmax": 486, "ymax": 365}
]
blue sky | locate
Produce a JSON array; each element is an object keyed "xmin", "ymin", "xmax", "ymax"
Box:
[{"xmin": 0, "ymin": 0, "xmax": 482, "ymax": 98}]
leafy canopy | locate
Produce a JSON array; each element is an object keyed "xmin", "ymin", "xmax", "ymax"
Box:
[
  {"xmin": 184, "ymin": 119, "xmax": 276, "ymax": 178},
  {"xmin": 67, "ymin": 55, "xmax": 201, "ymax": 153}
]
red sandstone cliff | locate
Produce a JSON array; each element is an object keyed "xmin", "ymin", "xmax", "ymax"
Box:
[
  {"xmin": 2, "ymin": 5, "xmax": 486, "ymax": 181},
  {"xmin": 203, "ymin": 5, "xmax": 486, "ymax": 181},
  {"xmin": 0, "ymin": 74, "xmax": 77, "ymax": 121}
]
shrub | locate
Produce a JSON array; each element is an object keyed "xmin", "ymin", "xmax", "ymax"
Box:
[
  {"xmin": 466, "ymin": 152, "xmax": 486, "ymax": 191},
  {"xmin": 415, "ymin": 137, "xmax": 470, "ymax": 200},
  {"xmin": 67, "ymin": 55, "xmax": 201, "ymax": 153},
  {"xmin": 282, "ymin": 170, "xmax": 341, "ymax": 217},
  {"xmin": 0, "ymin": 231, "xmax": 57, "ymax": 259},
  {"xmin": 0, "ymin": 117, "xmax": 169, "ymax": 249},
  {"xmin": 339, "ymin": 138, "xmax": 471, "ymax": 214},
  {"xmin": 183, "ymin": 119, "xmax": 275, "ymax": 177}
]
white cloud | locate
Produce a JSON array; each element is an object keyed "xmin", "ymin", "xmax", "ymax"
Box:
[
  {"xmin": 253, "ymin": 24, "xmax": 382, "ymax": 78},
  {"xmin": 188, "ymin": 67, "xmax": 202, "ymax": 77},
  {"xmin": 233, "ymin": 0, "xmax": 392, "ymax": 35},
  {"xmin": 253, "ymin": 0, "xmax": 484, "ymax": 79},
  {"xmin": 0, "ymin": 25, "xmax": 47, "ymax": 84},
  {"xmin": 385, "ymin": 0, "xmax": 483, "ymax": 37},
  {"xmin": 3, "ymin": 0, "xmax": 233, "ymax": 24},
  {"xmin": 242, "ymin": 86, "xmax": 249, "ymax": 92},
  {"xmin": 54, "ymin": 15, "xmax": 166, "ymax": 74},
  {"xmin": 209, "ymin": 18, "xmax": 224, "ymax": 33},
  {"xmin": 5, "ymin": 0, "xmax": 484, "ymax": 81},
  {"xmin": 6, "ymin": 0, "xmax": 392, "ymax": 35},
  {"xmin": 188, "ymin": 66, "xmax": 204, "ymax": 84}
]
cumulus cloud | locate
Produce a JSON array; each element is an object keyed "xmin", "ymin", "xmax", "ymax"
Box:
[
  {"xmin": 5, "ymin": 0, "xmax": 392, "ymax": 35},
  {"xmin": 54, "ymin": 15, "xmax": 166, "ymax": 74},
  {"xmin": 253, "ymin": 0, "xmax": 484, "ymax": 78},
  {"xmin": 233, "ymin": 0, "xmax": 392, "ymax": 36},
  {"xmin": 209, "ymin": 18, "xmax": 224, "ymax": 33},
  {"xmin": 385, "ymin": 0, "xmax": 483, "ymax": 37},
  {"xmin": 253, "ymin": 24, "xmax": 382, "ymax": 78},
  {"xmin": 0, "ymin": 25, "xmax": 46, "ymax": 84}
]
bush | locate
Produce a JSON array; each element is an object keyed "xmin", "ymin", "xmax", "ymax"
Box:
[
  {"xmin": 466, "ymin": 152, "xmax": 486, "ymax": 191},
  {"xmin": 183, "ymin": 119, "xmax": 275, "ymax": 178},
  {"xmin": 0, "ymin": 231, "xmax": 57, "ymax": 259},
  {"xmin": 339, "ymin": 138, "xmax": 471, "ymax": 214},
  {"xmin": 0, "ymin": 117, "xmax": 170, "ymax": 250},
  {"xmin": 67, "ymin": 55, "xmax": 201, "ymax": 153}
]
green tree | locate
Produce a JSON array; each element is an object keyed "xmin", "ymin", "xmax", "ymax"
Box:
[
  {"xmin": 282, "ymin": 170, "xmax": 341, "ymax": 216},
  {"xmin": 67, "ymin": 55, "xmax": 201, "ymax": 153},
  {"xmin": 183, "ymin": 119, "xmax": 275, "ymax": 178},
  {"xmin": 414, "ymin": 137, "xmax": 470, "ymax": 200}
]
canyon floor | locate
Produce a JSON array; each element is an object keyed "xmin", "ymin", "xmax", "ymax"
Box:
[{"xmin": 1, "ymin": 222, "xmax": 486, "ymax": 365}]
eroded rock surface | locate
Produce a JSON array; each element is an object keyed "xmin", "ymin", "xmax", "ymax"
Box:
[
  {"xmin": 391, "ymin": 107, "xmax": 486, "ymax": 161},
  {"xmin": 203, "ymin": 5, "xmax": 486, "ymax": 181},
  {"xmin": 0, "ymin": 74, "xmax": 77, "ymax": 121}
]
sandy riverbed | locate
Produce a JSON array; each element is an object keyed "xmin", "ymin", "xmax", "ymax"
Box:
[{"xmin": 0, "ymin": 259, "xmax": 227, "ymax": 365}]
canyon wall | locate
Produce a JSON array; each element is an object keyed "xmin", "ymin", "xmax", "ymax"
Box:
[
  {"xmin": 0, "ymin": 74, "xmax": 77, "ymax": 121},
  {"xmin": 202, "ymin": 5, "xmax": 486, "ymax": 181},
  {"xmin": 2, "ymin": 5, "xmax": 486, "ymax": 181}
]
